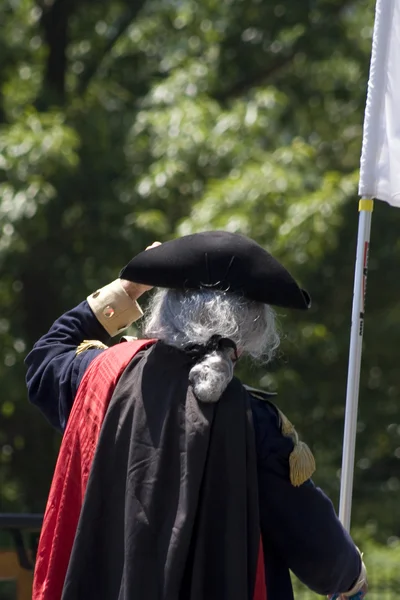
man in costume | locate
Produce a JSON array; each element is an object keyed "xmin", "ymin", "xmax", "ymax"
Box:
[{"xmin": 26, "ymin": 231, "xmax": 367, "ymax": 600}]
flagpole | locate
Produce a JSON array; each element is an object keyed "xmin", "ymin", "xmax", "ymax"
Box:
[
  {"xmin": 339, "ymin": 0, "xmax": 393, "ymax": 532},
  {"xmin": 338, "ymin": 199, "xmax": 374, "ymax": 531}
]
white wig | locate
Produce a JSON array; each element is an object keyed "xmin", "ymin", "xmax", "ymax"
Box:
[{"xmin": 142, "ymin": 289, "xmax": 280, "ymax": 403}]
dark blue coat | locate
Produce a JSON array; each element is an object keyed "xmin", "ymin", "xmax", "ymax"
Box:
[{"xmin": 25, "ymin": 301, "xmax": 361, "ymax": 599}]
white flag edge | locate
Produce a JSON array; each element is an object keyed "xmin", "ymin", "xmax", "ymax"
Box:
[{"xmin": 358, "ymin": 0, "xmax": 399, "ymax": 206}]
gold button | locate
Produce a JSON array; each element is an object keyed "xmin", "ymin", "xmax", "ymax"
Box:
[
  {"xmin": 92, "ymin": 290, "xmax": 100, "ymax": 299},
  {"xmin": 103, "ymin": 306, "xmax": 115, "ymax": 318}
]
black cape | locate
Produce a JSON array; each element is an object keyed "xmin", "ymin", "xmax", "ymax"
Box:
[{"xmin": 61, "ymin": 342, "xmax": 262, "ymax": 600}]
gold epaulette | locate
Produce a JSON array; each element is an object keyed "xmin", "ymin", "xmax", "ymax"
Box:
[
  {"xmin": 244, "ymin": 385, "xmax": 316, "ymax": 487},
  {"xmin": 277, "ymin": 408, "xmax": 316, "ymax": 487},
  {"xmin": 76, "ymin": 340, "xmax": 109, "ymax": 355}
]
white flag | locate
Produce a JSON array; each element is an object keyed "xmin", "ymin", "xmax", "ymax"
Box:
[{"xmin": 359, "ymin": 0, "xmax": 400, "ymax": 207}]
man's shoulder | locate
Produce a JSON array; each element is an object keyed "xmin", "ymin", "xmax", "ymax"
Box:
[
  {"xmin": 241, "ymin": 383, "xmax": 280, "ymax": 421},
  {"xmin": 241, "ymin": 382, "xmax": 316, "ymax": 487},
  {"xmin": 243, "ymin": 384, "xmax": 277, "ymax": 402}
]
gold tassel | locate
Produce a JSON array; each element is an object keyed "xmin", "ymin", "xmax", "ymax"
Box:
[
  {"xmin": 289, "ymin": 440, "xmax": 316, "ymax": 487},
  {"xmin": 278, "ymin": 409, "xmax": 316, "ymax": 486},
  {"xmin": 76, "ymin": 340, "xmax": 108, "ymax": 355}
]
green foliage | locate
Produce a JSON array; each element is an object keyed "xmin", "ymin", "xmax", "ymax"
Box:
[{"xmin": 1, "ymin": 0, "xmax": 400, "ymax": 567}]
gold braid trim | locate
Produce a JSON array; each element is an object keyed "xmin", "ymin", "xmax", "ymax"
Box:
[
  {"xmin": 277, "ymin": 409, "xmax": 316, "ymax": 487},
  {"xmin": 76, "ymin": 340, "xmax": 109, "ymax": 355}
]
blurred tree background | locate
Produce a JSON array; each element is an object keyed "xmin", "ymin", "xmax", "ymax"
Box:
[{"xmin": 1, "ymin": 0, "xmax": 400, "ymax": 573}]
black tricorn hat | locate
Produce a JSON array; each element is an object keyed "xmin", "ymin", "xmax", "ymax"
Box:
[{"xmin": 120, "ymin": 231, "xmax": 311, "ymax": 310}]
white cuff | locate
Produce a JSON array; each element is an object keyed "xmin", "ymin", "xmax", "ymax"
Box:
[
  {"xmin": 87, "ymin": 279, "xmax": 143, "ymax": 337},
  {"xmin": 344, "ymin": 560, "xmax": 367, "ymax": 596}
]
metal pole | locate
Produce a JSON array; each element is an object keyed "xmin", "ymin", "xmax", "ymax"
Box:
[{"xmin": 338, "ymin": 199, "xmax": 374, "ymax": 532}]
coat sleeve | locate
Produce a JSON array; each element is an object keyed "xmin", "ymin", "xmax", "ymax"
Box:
[
  {"xmin": 251, "ymin": 397, "xmax": 362, "ymax": 597},
  {"xmin": 25, "ymin": 280, "xmax": 143, "ymax": 431}
]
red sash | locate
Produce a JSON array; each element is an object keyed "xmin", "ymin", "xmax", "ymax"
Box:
[
  {"xmin": 33, "ymin": 340, "xmax": 267, "ymax": 600},
  {"xmin": 255, "ymin": 539, "xmax": 267, "ymax": 600},
  {"xmin": 33, "ymin": 340, "xmax": 155, "ymax": 600}
]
